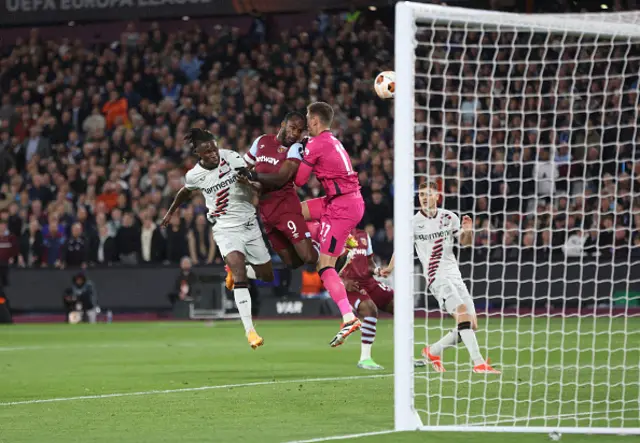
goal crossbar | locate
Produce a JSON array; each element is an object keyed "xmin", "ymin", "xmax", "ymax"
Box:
[{"xmin": 399, "ymin": 2, "xmax": 640, "ymax": 37}]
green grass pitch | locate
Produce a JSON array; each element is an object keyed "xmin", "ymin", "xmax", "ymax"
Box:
[{"xmin": 1, "ymin": 318, "xmax": 638, "ymax": 443}]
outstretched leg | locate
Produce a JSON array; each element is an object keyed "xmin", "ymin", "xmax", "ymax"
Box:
[{"xmin": 225, "ymin": 251, "xmax": 263, "ymax": 350}]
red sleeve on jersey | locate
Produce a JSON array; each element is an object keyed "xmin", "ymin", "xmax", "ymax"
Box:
[{"xmin": 294, "ymin": 161, "xmax": 312, "ymax": 187}]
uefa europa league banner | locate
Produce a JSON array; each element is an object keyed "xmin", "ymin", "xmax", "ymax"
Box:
[{"xmin": 0, "ymin": 0, "xmax": 392, "ymax": 26}]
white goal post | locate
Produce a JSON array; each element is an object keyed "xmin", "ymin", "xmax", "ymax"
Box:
[{"xmin": 394, "ymin": 1, "xmax": 640, "ymax": 435}]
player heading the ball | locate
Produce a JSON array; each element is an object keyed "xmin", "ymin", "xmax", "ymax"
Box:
[
  {"xmin": 239, "ymin": 102, "xmax": 364, "ymax": 347},
  {"xmin": 382, "ymin": 181, "xmax": 500, "ymax": 374}
]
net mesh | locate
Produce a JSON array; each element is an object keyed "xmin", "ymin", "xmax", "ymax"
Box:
[{"xmin": 410, "ymin": 7, "xmax": 640, "ymax": 430}]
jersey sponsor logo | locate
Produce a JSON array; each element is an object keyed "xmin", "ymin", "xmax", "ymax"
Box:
[
  {"xmin": 415, "ymin": 230, "xmax": 454, "ymax": 242},
  {"xmin": 255, "ymin": 155, "xmax": 280, "ymax": 166},
  {"xmin": 202, "ymin": 175, "xmax": 237, "ymax": 195},
  {"xmin": 276, "ymin": 301, "xmax": 303, "ymax": 314}
]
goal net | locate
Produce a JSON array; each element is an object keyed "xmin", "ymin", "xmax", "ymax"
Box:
[{"xmin": 393, "ymin": 2, "xmax": 640, "ymax": 435}]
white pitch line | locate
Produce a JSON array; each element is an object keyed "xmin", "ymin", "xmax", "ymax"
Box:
[
  {"xmin": 282, "ymin": 430, "xmax": 396, "ymax": 443},
  {"xmin": 0, "ymin": 374, "xmax": 392, "ymax": 407},
  {"xmin": 0, "ymin": 342, "xmax": 206, "ymax": 352},
  {"xmin": 474, "ymin": 408, "xmax": 639, "ymax": 426}
]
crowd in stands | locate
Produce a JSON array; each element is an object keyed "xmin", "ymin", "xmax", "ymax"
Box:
[
  {"xmin": 0, "ymin": 6, "xmax": 638, "ymax": 271},
  {"xmin": 0, "ymin": 13, "xmax": 395, "ymax": 269},
  {"xmin": 414, "ymin": 23, "xmax": 640, "ymax": 261}
]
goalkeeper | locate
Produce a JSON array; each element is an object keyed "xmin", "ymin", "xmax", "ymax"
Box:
[{"xmin": 381, "ymin": 181, "xmax": 500, "ymax": 374}]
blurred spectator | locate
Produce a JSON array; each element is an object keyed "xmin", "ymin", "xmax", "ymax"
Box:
[
  {"xmin": 0, "ymin": 217, "xmax": 18, "ymax": 288},
  {"xmin": 300, "ymin": 264, "xmax": 329, "ymax": 299},
  {"xmin": 115, "ymin": 212, "xmax": 140, "ymax": 265},
  {"xmin": 140, "ymin": 210, "xmax": 165, "ymax": 263},
  {"xmin": 187, "ymin": 214, "xmax": 216, "ymax": 265},
  {"xmin": 18, "ymin": 218, "xmax": 44, "ymax": 268},
  {"xmin": 62, "ymin": 222, "xmax": 88, "ymax": 269},
  {"xmin": 102, "ymin": 91, "xmax": 130, "ymax": 130},
  {"xmin": 43, "ymin": 217, "xmax": 66, "ymax": 268},
  {"xmin": 92, "ymin": 224, "xmax": 116, "ymax": 265},
  {"xmin": 168, "ymin": 256, "xmax": 197, "ymax": 305},
  {"xmin": 20, "ymin": 126, "xmax": 52, "ymax": 163},
  {"xmin": 166, "ymin": 213, "xmax": 189, "ymax": 264}
]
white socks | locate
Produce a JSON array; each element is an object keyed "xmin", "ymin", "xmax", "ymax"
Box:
[
  {"xmin": 459, "ymin": 328, "xmax": 484, "ymax": 366},
  {"xmin": 431, "ymin": 326, "xmax": 485, "ymax": 366},
  {"xmin": 234, "ymin": 286, "xmax": 254, "ymax": 333},
  {"xmin": 430, "ymin": 329, "xmax": 459, "ymax": 356}
]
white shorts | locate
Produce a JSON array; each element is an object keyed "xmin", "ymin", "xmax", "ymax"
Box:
[
  {"xmin": 428, "ymin": 277, "xmax": 476, "ymax": 317},
  {"xmin": 213, "ymin": 218, "xmax": 271, "ymax": 265}
]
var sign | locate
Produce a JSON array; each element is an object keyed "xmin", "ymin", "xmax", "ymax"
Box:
[{"xmin": 276, "ymin": 301, "xmax": 303, "ymax": 315}]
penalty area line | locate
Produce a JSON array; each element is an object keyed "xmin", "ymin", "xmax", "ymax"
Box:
[
  {"xmin": 0, "ymin": 374, "xmax": 392, "ymax": 407},
  {"xmin": 283, "ymin": 430, "xmax": 397, "ymax": 443}
]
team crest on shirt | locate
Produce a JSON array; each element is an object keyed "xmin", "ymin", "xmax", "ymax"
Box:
[
  {"xmin": 277, "ymin": 146, "xmax": 287, "ymax": 153},
  {"xmin": 360, "ymin": 237, "xmax": 367, "ymax": 246}
]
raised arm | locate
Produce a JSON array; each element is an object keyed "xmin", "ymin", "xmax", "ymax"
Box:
[
  {"xmin": 257, "ymin": 160, "xmax": 301, "ymax": 189},
  {"xmin": 459, "ymin": 215, "xmax": 473, "ymax": 246},
  {"xmin": 240, "ymin": 141, "xmax": 306, "ymax": 190},
  {"xmin": 161, "ymin": 187, "xmax": 193, "ymax": 227},
  {"xmin": 293, "ymin": 161, "xmax": 313, "ymax": 187}
]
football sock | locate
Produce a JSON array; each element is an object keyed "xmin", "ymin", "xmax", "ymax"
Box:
[
  {"xmin": 429, "ymin": 329, "xmax": 458, "ymax": 357},
  {"xmin": 360, "ymin": 316, "xmax": 377, "ymax": 361},
  {"xmin": 318, "ymin": 266, "xmax": 355, "ymax": 322},
  {"xmin": 233, "ymin": 282, "xmax": 254, "ymax": 333},
  {"xmin": 458, "ymin": 321, "xmax": 484, "ymax": 366},
  {"xmin": 245, "ymin": 266, "xmax": 257, "ymax": 280}
]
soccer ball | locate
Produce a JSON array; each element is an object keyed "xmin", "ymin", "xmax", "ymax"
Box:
[{"xmin": 374, "ymin": 71, "xmax": 395, "ymax": 99}]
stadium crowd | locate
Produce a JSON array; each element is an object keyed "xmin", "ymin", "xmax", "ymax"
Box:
[{"xmin": 0, "ymin": 7, "xmax": 638, "ymax": 272}]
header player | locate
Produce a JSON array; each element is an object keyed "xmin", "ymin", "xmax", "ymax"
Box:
[
  {"xmin": 381, "ymin": 181, "xmax": 500, "ymax": 374},
  {"xmin": 242, "ymin": 112, "xmax": 318, "ymax": 270},
  {"xmin": 240, "ymin": 102, "xmax": 365, "ymax": 347},
  {"xmin": 162, "ymin": 128, "xmax": 272, "ymax": 350},
  {"xmin": 341, "ymin": 228, "xmax": 394, "ymax": 370}
]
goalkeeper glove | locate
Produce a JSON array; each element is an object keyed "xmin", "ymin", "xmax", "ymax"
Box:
[{"xmin": 236, "ymin": 167, "xmax": 258, "ymax": 182}]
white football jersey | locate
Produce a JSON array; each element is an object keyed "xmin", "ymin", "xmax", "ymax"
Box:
[
  {"xmin": 413, "ymin": 208, "xmax": 462, "ymax": 286},
  {"xmin": 184, "ymin": 149, "xmax": 256, "ymax": 229}
]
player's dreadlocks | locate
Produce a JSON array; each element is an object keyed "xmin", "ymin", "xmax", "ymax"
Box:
[{"xmin": 185, "ymin": 128, "xmax": 215, "ymax": 152}]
